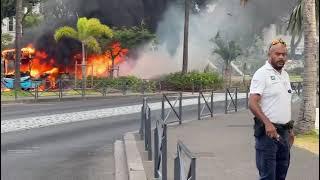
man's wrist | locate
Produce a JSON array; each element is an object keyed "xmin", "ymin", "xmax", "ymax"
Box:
[{"xmin": 262, "ymin": 118, "xmax": 272, "ymax": 126}]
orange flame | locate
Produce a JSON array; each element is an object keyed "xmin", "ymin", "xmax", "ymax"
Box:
[{"xmin": 1, "ymin": 42, "xmax": 128, "ymax": 88}]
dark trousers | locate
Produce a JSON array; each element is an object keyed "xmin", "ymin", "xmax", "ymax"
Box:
[{"xmin": 255, "ymin": 130, "xmax": 291, "ymax": 180}]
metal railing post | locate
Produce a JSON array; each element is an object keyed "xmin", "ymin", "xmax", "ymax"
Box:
[
  {"xmin": 163, "ymin": 124, "xmax": 167, "ymax": 180},
  {"xmin": 146, "ymin": 107, "xmax": 152, "ymax": 160},
  {"xmin": 225, "ymin": 88, "xmax": 228, "ymax": 114},
  {"xmin": 161, "ymin": 95, "xmax": 165, "ymax": 121},
  {"xmin": 191, "ymin": 158, "xmax": 196, "ymax": 180},
  {"xmin": 59, "ymin": 79, "xmax": 63, "ymax": 100},
  {"xmin": 246, "ymin": 86, "xmax": 249, "ymax": 109},
  {"xmin": 235, "ymin": 87, "xmax": 238, "ymax": 112},
  {"xmin": 35, "ymin": 84, "xmax": 39, "ymax": 102},
  {"xmin": 154, "ymin": 126, "xmax": 159, "ymax": 179},
  {"xmin": 210, "ymin": 90, "xmax": 214, "ymax": 117},
  {"xmin": 198, "ymin": 91, "xmax": 201, "ymax": 120},
  {"xmin": 174, "ymin": 156, "xmax": 180, "ymax": 180},
  {"xmin": 179, "ymin": 92, "xmax": 182, "ymax": 124},
  {"xmin": 140, "ymin": 105, "xmax": 145, "ymax": 140},
  {"xmin": 81, "ymin": 80, "xmax": 85, "ymax": 98}
]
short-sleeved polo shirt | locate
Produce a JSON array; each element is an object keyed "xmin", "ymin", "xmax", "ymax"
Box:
[{"xmin": 250, "ymin": 62, "xmax": 292, "ymax": 124}]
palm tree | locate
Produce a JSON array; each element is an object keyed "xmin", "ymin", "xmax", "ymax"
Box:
[
  {"xmin": 294, "ymin": 0, "xmax": 318, "ymax": 134},
  {"xmin": 211, "ymin": 32, "xmax": 242, "ymax": 87},
  {"xmin": 54, "ymin": 17, "xmax": 113, "ymax": 87},
  {"xmin": 14, "ymin": 0, "xmax": 23, "ymax": 100}
]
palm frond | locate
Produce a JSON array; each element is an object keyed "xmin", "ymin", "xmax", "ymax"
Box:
[
  {"xmin": 77, "ymin": 17, "xmax": 89, "ymax": 40},
  {"xmin": 84, "ymin": 36, "xmax": 101, "ymax": 54},
  {"xmin": 288, "ymin": 0, "xmax": 319, "ymax": 37},
  {"xmin": 87, "ymin": 18, "xmax": 113, "ymax": 38},
  {"xmin": 54, "ymin": 26, "xmax": 78, "ymax": 42}
]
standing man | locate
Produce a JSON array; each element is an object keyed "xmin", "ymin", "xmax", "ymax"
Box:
[{"xmin": 249, "ymin": 38, "xmax": 294, "ymax": 180}]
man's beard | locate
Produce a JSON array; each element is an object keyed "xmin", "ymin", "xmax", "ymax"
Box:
[{"xmin": 271, "ymin": 60, "xmax": 285, "ymax": 71}]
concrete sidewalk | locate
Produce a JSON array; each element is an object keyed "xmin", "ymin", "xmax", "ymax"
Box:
[{"xmin": 135, "ymin": 110, "xmax": 319, "ymax": 180}]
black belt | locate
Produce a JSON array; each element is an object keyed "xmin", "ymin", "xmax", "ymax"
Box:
[
  {"xmin": 254, "ymin": 117, "xmax": 294, "ymax": 130},
  {"xmin": 272, "ymin": 121, "xmax": 294, "ymax": 130}
]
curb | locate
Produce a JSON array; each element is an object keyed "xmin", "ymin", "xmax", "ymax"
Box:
[
  {"xmin": 123, "ymin": 132, "xmax": 147, "ymax": 180},
  {"xmin": 114, "ymin": 140, "xmax": 129, "ymax": 180}
]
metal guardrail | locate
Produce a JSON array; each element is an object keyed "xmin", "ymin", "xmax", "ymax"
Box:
[
  {"xmin": 139, "ymin": 97, "xmax": 152, "ymax": 160},
  {"xmin": 198, "ymin": 90, "xmax": 213, "ymax": 120},
  {"xmin": 174, "ymin": 140, "xmax": 196, "ymax": 180},
  {"xmin": 225, "ymin": 87, "xmax": 238, "ymax": 114},
  {"xmin": 154, "ymin": 119, "xmax": 167, "ymax": 180},
  {"xmin": 161, "ymin": 92, "xmax": 182, "ymax": 124}
]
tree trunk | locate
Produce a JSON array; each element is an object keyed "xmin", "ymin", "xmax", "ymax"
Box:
[
  {"xmin": 14, "ymin": 0, "xmax": 23, "ymax": 100},
  {"xmin": 224, "ymin": 62, "xmax": 231, "ymax": 88},
  {"xmin": 295, "ymin": 0, "xmax": 317, "ymax": 134},
  {"xmin": 81, "ymin": 42, "xmax": 86, "ymax": 89},
  {"xmin": 182, "ymin": 0, "xmax": 189, "ymax": 74},
  {"xmin": 228, "ymin": 64, "xmax": 232, "ymax": 87},
  {"xmin": 110, "ymin": 56, "xmax": 115, "ymax": 79}
]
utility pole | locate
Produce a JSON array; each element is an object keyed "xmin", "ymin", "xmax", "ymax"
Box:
[{"xmin": 182, "ymin": 0, "xmax": 190, "ymax": 74}]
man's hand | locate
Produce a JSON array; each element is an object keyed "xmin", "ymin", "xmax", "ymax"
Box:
[
  {"xmin": 289, "ymin": 130, "xmax": 294, "ymax": 147},
  {"xmin": 265, "ymin": 122, "xmax": 278, "ymax": 139}
]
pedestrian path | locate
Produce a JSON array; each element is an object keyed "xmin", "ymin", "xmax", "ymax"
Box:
[{"xmin": 136, "ymin": 110, "xmax": 319, "ymax": 180}]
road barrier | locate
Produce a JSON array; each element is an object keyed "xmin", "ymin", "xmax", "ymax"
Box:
[
  {"xmin": 198, "ymin": 90, "xmax": 214, "ymax": 120},
  {"xmin": 174, "ymin": 140, "xmax": 196, "ymax": 180}
]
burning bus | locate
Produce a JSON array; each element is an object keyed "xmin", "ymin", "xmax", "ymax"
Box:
[
  {"xmin": 1, "ymin": 45, "xmax": 42, "ymax": 90},
  {"xmin": 1, "ymin": 42, "xmax": 128, "ymax": 91}
]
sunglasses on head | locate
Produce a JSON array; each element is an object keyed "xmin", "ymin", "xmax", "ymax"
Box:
[{"xmin": 269, "ymin": 38, "xmax": 287, "ymax": 49}]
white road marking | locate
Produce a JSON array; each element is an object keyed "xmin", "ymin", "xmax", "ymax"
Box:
[{"xmin": 1, "ymin": 93, "xmax": 247, "ymax": 133}]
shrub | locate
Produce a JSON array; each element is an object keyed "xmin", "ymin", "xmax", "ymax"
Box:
[
  {"xmin": 161, "ymin": 71, "xmax": 223, "ymax": 91},
  {"xmin": 89, "ymin": 76, "xmax": 157, "ymax": 92}
]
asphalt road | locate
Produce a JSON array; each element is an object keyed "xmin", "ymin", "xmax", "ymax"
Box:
[{"xmin": 0, "ymin": 96, "xmax": 247, "ymax": 180}]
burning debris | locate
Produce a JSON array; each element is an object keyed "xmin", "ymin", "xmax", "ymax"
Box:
[{"xmin": 1, "ymin": 42, "xmax": 128, "ymax": 90}]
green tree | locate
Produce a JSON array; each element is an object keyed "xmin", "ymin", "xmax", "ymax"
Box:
[
  {"xmin": 54, "ymin": 17, "xmax": 113, "ymax": 87},
  {"xmin": 22, "ymin": 14, "xmax": 43, "ymax": 29},
  {"xmin": 111, "ymin": 23, "xmax": 156, "ymax": 50},
  {"xmin": 211, "ymin": 32, "xmax": 242, "ymax": 87},
  {"xmin": 100, "ymin": 23, "xmax": 156, "ymax": 78}
]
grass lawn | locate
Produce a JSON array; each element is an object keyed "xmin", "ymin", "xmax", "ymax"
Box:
[{"xmin": 294, "ymin": 130, "xmax": 319, "ymax": 155}]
